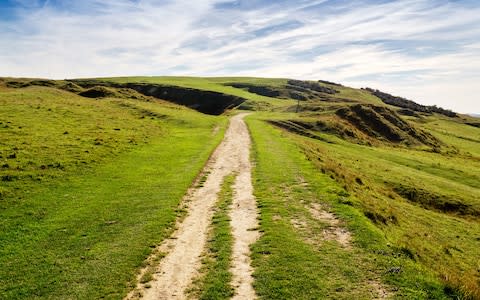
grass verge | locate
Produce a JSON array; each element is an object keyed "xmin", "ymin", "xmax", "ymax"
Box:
[{"xmin": 189, "ymin": 174, "xmax": 235, "ymax": 299}]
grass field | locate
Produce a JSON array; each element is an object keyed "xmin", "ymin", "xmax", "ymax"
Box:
[
  {"xmin": 248, "ymin": 108, "xmax": 480, "ymax": 298},
  {"xmin": 297, "ymin": 134, "xmax": 480, "ymax": 298},
  {"xmin": 416, "ymin": 116, "xmax": 480, "ymax": 157},
  {"xmin": 246, "ymin": 114, "xmax": 458, "ymax": 299},
  {"xmin": 0, "ymin": 85, "xmax": 227, "ymax": 299},
  {"xmin": 1, "ymin": 76, "xmax": 479, "ymax": 299}
]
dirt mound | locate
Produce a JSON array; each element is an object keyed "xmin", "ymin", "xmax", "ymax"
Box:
[
  {"xmin": 78, "ymin": 86, "xmax": 117, "ymax": 98},
  {"xmin": 336, "ymin": 104, "xmax": 439, "ymax": 146}
]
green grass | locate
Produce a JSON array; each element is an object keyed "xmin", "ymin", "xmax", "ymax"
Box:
[
  {"xmin": 0, "ymin": 86, "xmax": 173, "ymax": 187},
  {"xmin": 297, "ymin": 135, "xmax": 480, "ymax": 297},
  {"xmin": 99, "ymin": 76, "xmax": 386, "ymax": 110},
  {"xmin": 99, "ymin": 76, "xmax": 297, "ymax": 110},
  {"xmin": 190, "ymin": 174, "xmax": 235, "ymax": 300},
  {"xmin": 331, "ymin": 85, "xmax": 384, "ymax": 105},
  {"xmin": 252, "ymin": 110, "xmax": 480, "ymax": 298},
  {"xmin": 246, "ymin": 114, "xmax": 455, "ymax": 299},
  {"xmin": 415, "ymin": 116, "xmax": 480, "ymax": 157},
  {"xmin": 2, "ymin": 76, "xmax": 479, "ymax": 299},
  {"xmin": 0, "ymin": 86, "xmax": 227, "ymax": 299},
  {"xmin": 69, "ymin": 76, "xmax": 389, "ymax": 116}
]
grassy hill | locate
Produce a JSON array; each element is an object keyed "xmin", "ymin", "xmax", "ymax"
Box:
[
  {"xmin": 1, "ymin": 76, "xmax": 479, "ymax": 299},
  {"xmin": 0, "ymin": 80, "xmax": 228, "ymax": 298}
]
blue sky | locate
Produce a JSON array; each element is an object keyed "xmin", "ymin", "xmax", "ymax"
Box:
[{"xmin": 1, "ymin": 0, "xmax": 479, "ymax": 113}]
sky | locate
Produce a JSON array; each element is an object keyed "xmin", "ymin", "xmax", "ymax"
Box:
[{"xmin": 0, "ymin": 0, "xmax": 479, "ymax": 113}]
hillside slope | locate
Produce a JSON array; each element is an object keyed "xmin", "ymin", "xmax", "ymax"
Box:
[
  {"xmin": 1, "ymin": 76, "xmax": 479, "ymax": 299},
  {"xmin": 0, "ymin": 80, "xmax": 227, "ymax": 298}
]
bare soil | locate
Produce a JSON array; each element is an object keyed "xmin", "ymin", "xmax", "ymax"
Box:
[
  {"xmin": 309, "ymin": 203, "xmax": 352, "ymax": 249},
  {"xmin": 125, "ymin": 113, "xmax": 258, "ymax": 299},
  {"xmin": 369, "ymin": 280, "xmax": 393, "ymax": 299}
]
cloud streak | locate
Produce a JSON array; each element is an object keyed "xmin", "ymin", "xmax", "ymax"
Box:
[{"xmin": 0, "ymin": 0, "xmax": 479, "ymax": 113}]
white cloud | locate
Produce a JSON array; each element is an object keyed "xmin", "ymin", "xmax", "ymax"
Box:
[{"xmin": 1, "ymin": 0, "xmax": 479, "ymax": 113}]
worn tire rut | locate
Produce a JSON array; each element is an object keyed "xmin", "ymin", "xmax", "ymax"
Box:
[{"xmin": 126, "ymin": 113, "xmax": 259, "ymax": 300}]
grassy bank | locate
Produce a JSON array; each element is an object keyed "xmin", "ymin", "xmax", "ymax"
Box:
[
  {"xmin": 292, "ymin": 117, "xmax": 480, "ymax": 298},
  {"xmin": 0, "ymin": 86, "xmax": 227, "ymax": 299},
  {"xmin": 246, "ymin": 114, "xmax": 459, "ymax": 299}
]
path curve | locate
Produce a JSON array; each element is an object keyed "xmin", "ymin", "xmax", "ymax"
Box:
[{"xmin": 126, "ymin": 113, "xmax": 258, "ymax": 300}]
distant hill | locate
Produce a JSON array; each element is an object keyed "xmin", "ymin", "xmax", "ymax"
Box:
[{"xmin": 363, "ymin": 87, "xmax": 457, "ymax": 117}]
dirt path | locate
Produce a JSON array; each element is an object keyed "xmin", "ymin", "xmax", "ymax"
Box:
[
  {"xmin": 230, "ymin": 118, "xmax": 259, "ymax": 300},
  {"xmin": 126, "ymin": 113, "xmax": 258, "ymax": 300}
]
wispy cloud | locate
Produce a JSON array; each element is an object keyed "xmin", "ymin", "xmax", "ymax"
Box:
[{"xmin": 0, "ymin": 0, "xmax": 479, "ymax": 113}]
